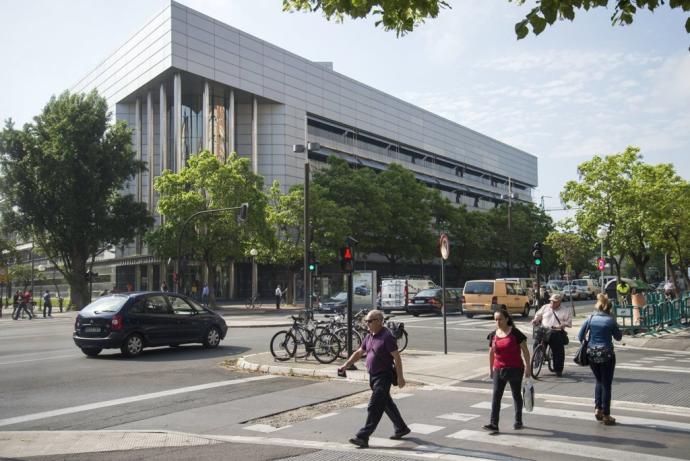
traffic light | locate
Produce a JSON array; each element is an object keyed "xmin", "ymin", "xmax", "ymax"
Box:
[
  {"xmin": 532, "ymin": 242, "xmax": 543, "ymax": 267},
  {"xmin": 308, "ymin": 253, "xmax": 318, "ymax": 273},
  {"xmin": 238, "ymin": 202, "xmax": 249, "ymax": 222},
  {"xmin": 339, "ymin": 246, "xmax": 354, "ymax": 272}
]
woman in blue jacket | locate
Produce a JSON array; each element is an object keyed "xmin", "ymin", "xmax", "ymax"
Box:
[{"xmin": 578, "ymin": 293, "xmax": 622, "ymax": 425}]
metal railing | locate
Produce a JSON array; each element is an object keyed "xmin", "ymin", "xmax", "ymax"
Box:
[{"xmin": 613, "ymin": 293, "xmax": 689, "ymax": 334}]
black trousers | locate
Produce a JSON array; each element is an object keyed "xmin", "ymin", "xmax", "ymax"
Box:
[
  {"xmin": 590, "ymin": 354, "xmax": 616, "ymax": 415},
  {"xmin": 548, "ymin": 330, "xmax": 566, "ymax": 373},
  {"xmin": 356, "ymin": 371, "xmax": 407, "ymax": 440},
  {"xmin": 13, "ymin": 303, "xmax": 32, "ymax": 320},
  {"xmin": 490, "ymin": 367, "xmax": 523, "ymax": 427},
  {"xmin": 43, "ymin": 303, "xmax": 52, "ymax": 317},
  {"xmin": 276, "ymin": 295, "xmax": 281, "ymax": 309}
]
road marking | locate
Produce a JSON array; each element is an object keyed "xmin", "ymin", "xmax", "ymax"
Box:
[
  {"xmin": 618, "ymin": 364, "xmax": 690, "ymax": 374},
  {"xmin": 312, "ymin": 412, "xmax": 338, "ymax": 420},
  {"xmin": 446, "ymin": 429, "xmax": 684, "ymax": 461},
  {"xmin": 392, "ymin": 393, "xmax": 413, "ymax": 400},
  {"xmin": 243, "ymin": 424, "xmax": 289, "ymax": 433},
  {"xmin": 471, "ymin": 401, "xmax": 510, "ymax": 410},
  {"xmin": 408, "ymin": 423, "xmax": 445, "ymax": 434},
  {"xmin": 543, "ymin": 399, "xmax": 690, "ymax": 418},
  {"xmin": 0, "ymin": 354, "xmax": 75, "ymax": 366},
  {"xmin": 438, "ymin": 413, "xmax": 481, "ymax": 422},
  {"xmin": 528, "ymin": 406, "xmax": 690, "ymax": 432},
  {"xmin": 0, "ymin": 375, "xmax": 278, "ymax": 428}
]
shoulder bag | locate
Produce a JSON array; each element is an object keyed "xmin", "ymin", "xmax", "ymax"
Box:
[
  {"xmin": 552, "ymin": 309, "xmax": 569, "ymax": 345},
  {"xmin": 573, "ymin": 316, "xmax": 591, "ymax": 366}
]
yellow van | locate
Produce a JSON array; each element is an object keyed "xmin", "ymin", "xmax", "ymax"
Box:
[{"xmin": 462, "ymin": 279, "xmax": 531, "ymax": 318}]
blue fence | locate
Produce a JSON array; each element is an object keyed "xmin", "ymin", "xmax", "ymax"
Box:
[{"xmin": 613, "ymin": 293, "xmax": 690, "ymax": 335}]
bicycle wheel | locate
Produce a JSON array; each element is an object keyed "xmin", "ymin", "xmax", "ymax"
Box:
[
  {"xmin": 313, "ymin": 332, "xmax": 341, "ymax": 364},
  {"xmin": 546, "ymin": 345, "xmax": 555, "ymax": 372},
  {"xmin": 334, "ymin": 328, "xmax": 362, "ymax": 359},
  {"xmin": 270, "ymin": 331, "xmax": 296, "ymax": 361},
  {"xmin": 255, "ymin": 298, "xmax": 263, "ymax": 309},
  {"xmin": 531, "ymin": 344, "xmax": 544, "ymax": 378},
  {"xmin": 397, "ymin": 329, "xmax": 409, "ymax": 353},
  {"xmin": 245, "ymin": 298, "xmax": 254, "ymax": 309}
]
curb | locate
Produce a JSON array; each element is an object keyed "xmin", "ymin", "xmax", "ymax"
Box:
[{"xmin": 226, "ymin": 321, "xmax": 292, "ymax": 329}]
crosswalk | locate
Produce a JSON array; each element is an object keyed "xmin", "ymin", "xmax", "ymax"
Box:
[{"xmin": 240, "ymin": 384, "xmax": 690, "ymax": 460}]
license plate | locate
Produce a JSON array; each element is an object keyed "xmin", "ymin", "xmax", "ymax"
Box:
[
  {"xmin": 84, "ymin": 326, "xmax": 101, "ymax": 333},
  {"xmin": 415, "ymin": 300, "xmax": 425, "ymax": 304}
]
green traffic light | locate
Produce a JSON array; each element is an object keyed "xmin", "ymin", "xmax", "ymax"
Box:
[{"xmin": 534, "ymin": 258, "xmax": 542, "ymax": 266}]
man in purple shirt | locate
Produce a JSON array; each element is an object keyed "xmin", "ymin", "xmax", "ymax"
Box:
[{"xmin": 339, "ymin": 309, "xmax": 410, "ymax": 448}]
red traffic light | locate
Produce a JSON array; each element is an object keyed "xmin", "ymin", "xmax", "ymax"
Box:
[
  {"xmin": 597, "ymin": 258, "xmax": 606, "ymax": 271},
  {"xmin": 340, "ymin": 246, "xmax": 354, "ymax": 272}
]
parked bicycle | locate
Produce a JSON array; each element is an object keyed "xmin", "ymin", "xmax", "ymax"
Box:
[
  {"xmin": 245, "ymin": 295, "xmax": 262, "ymax": 310},
  {"xmin": 530, "ymin": 325, "xmax": 554, "ymax": 378},
  {"xmin": 270, "ymin": 314, "xmax": 341, "ymax": 363}
]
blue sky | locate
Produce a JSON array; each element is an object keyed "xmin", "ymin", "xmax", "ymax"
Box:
[{"xmin": 1, "ymin": 0, "xmax": 688, "ymax": 223}]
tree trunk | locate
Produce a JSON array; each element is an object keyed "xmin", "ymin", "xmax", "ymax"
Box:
[
  {"xmin": 205, "ymin": 255, "xmax": 218, "ymax": 308},
  {"xmin": 629, "ymin": 251, "xmax": 649, "ymax": 282}
]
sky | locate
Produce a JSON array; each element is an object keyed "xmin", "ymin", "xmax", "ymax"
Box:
[{"xmin": 1, "ymin": 0, "xmax": 688, "ymax": 223}]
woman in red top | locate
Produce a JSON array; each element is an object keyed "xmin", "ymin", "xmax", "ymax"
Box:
[{"xmin": 484, "ymin": 308, "xmax": 531, "ymax": 433}]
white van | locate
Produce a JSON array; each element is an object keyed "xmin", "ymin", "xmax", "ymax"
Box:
[
  {"xmin": 573, "ymin": 279, "xmax": 601, "ymax": 300},
  {"xmin": 380, "ymin": 277, "xmax": 436, "ymax": 314}
]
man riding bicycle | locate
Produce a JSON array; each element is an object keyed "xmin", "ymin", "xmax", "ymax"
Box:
[{"xmin": 532, "ymin": 293, "xmax": 571, "ymax": 377}]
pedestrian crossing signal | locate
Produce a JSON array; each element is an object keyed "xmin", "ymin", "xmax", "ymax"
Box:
[{"xmin": 340, "ymin": 246, "xmax": 354, "ymax": 272}]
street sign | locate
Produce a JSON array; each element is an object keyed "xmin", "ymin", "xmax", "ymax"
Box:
[
  {"xmin": 439, "ymin": 233, "xmax": 450, "ymax": 260},
  {"xmin": 617, "ymin": 308, "xmax": 631, "ymax": 316},
  {"xmin": 598, "ymin": 258, "xmax": 606, "ymax": 271}
]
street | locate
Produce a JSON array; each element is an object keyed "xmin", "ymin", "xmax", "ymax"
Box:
[{"xmin": 2, "ymin": 306, "xmax": 690, "ymax": 460}]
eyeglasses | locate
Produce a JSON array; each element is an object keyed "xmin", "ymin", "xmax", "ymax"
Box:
[{"xmin": 365, "ymin": 318, "xmax": 381, "ymax": 324}]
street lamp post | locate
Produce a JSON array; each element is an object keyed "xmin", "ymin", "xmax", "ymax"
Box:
[
  {"xmin": 250, "ymin": 248, "xmax": 258, "ymax": 302},
  {"xmin": 597, "ymin": 227, "xmax": 608, "ymax": 292}
]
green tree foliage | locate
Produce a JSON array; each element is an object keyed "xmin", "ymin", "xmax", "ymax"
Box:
[
  {"xmin": 0, "ymin": 91, "xmax": 152, "ymax": 308},
  {"xmin": 284, "ymin": 0, "xmax": 689, "ymax": 48},
  {"xmin": 146, "ymin": 151, "xmax": 271, "ymax": 306},
  {"xmin": 546, "ymin": 229, "xmax": 592, "ymax": 279},
  {"xmin": 561, "ymin": 146, "xmax": 688, "ymax": 283},
  {"xmin": 282, "ymin": 0, "xmax": 450, "ymax": 36}
]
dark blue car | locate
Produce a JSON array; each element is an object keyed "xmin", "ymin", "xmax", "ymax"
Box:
[{"xmin": 73, "ymin": 292, "xmax": 228, "ymax": 358}]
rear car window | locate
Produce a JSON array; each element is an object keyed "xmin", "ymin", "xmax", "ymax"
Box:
[
  {"xmin": 464, "ymin": 282, "xmax": 494, "ymax": 295},
  {"xmin": 416, "ymin": 289, "xmax": 440, "ymax": 297},
  {"xmin": 81, "ymin": 296, "xmax": 128, "ymax": 314}
]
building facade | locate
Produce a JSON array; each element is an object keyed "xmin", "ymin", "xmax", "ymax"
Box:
[{"xmin": 71, "ymin": 1, "xmax": 538, "ymax": 298}]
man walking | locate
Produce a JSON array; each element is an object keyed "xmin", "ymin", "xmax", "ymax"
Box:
[
  {"xmin": 338, "ymin": 309, "xmax": 410, "ymax": 448},
  {"xmin": 201, "ymin": 283, "xmax": 209, "ymax": 305},
  {"xmin": 43, "ymin": 290, "xmax": 53, "ymax": 317},
  {"xmin": 275, "ymin": 284, "xmax": 282, "ymax": 310}
]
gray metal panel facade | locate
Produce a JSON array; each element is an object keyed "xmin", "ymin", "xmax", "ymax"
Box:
[{"xmin": 74, "ymin": 0, "xmax": 537, "ymax": 198}]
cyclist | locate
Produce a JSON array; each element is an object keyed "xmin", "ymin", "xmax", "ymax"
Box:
[
  {"xmin": 616, "ymin": 279, "xmax": 630, "ymax": 305},
  {"xmin": 532, "ymin": 293, "xmax": 571, "ymax": 377}
]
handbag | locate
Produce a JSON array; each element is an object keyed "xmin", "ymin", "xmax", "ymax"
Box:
[
  {"xmin": 522, "ymin": 377, "xmax": 534, "ymax": 412},
  {"xmin": 552, "ymin": 310, "xmax": 569, "ymax": 345},
  {"xmin": 574, "ymin": 316, "xmax": 591, "ymax": 366},
  {"xmin": 391, "ymin": 364, "xmax": 399, "ymax": 386}
]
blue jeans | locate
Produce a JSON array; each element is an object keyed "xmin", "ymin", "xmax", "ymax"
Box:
[
  {"xmin": 356, "ymin": 371, "xmax": 407, "ymax": 440},
  {"xmin": 490, "ymin": 367, "xmax": 523, "ymax": 427},
  {"xmin": 590, "ymin": 354, "xmax": 616, "ymax": 415}
]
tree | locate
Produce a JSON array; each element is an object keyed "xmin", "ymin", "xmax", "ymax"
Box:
[
  {"xmin": 283, "ymin": 0, "xmax": 450, "ymax": 36},
  {"xmin": 146, "ymin": 151, "xmax": 271, "ymax": 306},
  {"xmin": 0, "ymin": 91, "xmax": 153, "ymax": 309},
  {"xmin": 283, "ymin": 0, "xmax": 690, "ymax": 48}
]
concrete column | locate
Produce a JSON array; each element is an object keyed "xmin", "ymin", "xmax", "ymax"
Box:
[
  {"xmin": 147, "ymin": 264, "xmax": 154, "ymax": 292},
  {"xmin": 229, "ymin": 90, "xmax": 235, "ymax": 155},
  {"xmin": 203, "ymin": 81, "xmax": 210, "ymax": 151},
  {"xmin": 147, "ymin": 91, "xmax": 154, "ymax": 211},
  {"xmin": 134, "ymin": 265, "xmax": 141, "ymax": 291},
  {"xmin": 135, "ymin": 98, "xmax": 142, "ymax": 203},
  {"xmin": 159, "ymin": 83, "xmax": 167, "ymax": 173},
  {"xmin": 251, "ymin": 96, "xmax": 258, "ymax": 173},
  {"xmin": 174, "ymin": 73, "xmax": 182, "ymax": 172},
  {"xmin": 229, "ymin": 262, "xmax": 236, "ymax": 299}
]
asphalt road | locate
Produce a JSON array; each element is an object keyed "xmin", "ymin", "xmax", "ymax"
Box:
[{"xmin": 3, "ymin": 305, "xmax": 690, "ymax": 460}]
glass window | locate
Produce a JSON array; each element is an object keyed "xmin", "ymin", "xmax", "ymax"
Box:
[
  {"xmin": 464, "ymin": 282, "xmax": 494, "ymax": 295},
  {"xmin": 144, "ymin": 295, "xmax": 172, "ymax": 315},
  {"xmin": 506, "ymin": 284, "xmax": 516, "ymax": 295},
  {"xmin": 82, "ymin": 295, "xmax": 127, "ymax": 314},
  {"xmin": 128, "ymin": 299, "xmax": 145, "ymax": 314},
  {"xmin": 169, "ymin": 296, "xmax": 197, "ymax": 315}
]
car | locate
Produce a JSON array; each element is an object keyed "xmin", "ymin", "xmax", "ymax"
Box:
[
  {"xmin": 72, "ymin": 292, "xmax": 228, "ymax": 358},
  {"xmin": 572, "ymin": 278, "xmax": 601, "ymax": 300},
  {"xmin": 354, "ymin": 285, "xmax": 371, "ymax": 296},
  {"xmin": 462, "ymin": 279, "xmax": 531, "ymax": 318},
  {"xmin": 318, "ymin": 292, "xmax": 347, "ymax": 314},
  {"xmin": 406, "ymin": 288, "xmax": 463, "ymax": 316}
]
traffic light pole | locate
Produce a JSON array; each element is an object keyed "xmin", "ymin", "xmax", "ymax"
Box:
[{"xmin": 304, "ymin": 162, "xmax": 311, "ymax": 318}]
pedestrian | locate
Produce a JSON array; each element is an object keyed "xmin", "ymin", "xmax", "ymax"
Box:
[
  {"xmin": 201, "ymin": 283, "xmax": 209, "ymax": 305},
  {"xmin": 616, "ymin": 279, "xmax": 630, "ymax": 304},
  {"xmin": 484, "ymin": 308, "xmax": 531, "ymax": 433},
  {"xmin": 160, "ymin": 281, "xmax": 168, "ymax": 292},
  {"xmin": 191, "ymin": 282, "xmax": 198, "ymax": 300},
  {"xmin": 43, "ymin": 290, "xmax": 53, "ymax": 317},
  {"xmin": 577, "ymin": 293, "xmax": 622, "ymax": 426},
  {"xmin": 14, "ymin": 290, "xmax": 33, "ymax": 320},
  {"xmin": 532, "ymin": 293, "xmax": 571, "ymax": 377},
  {"xmin": 663, "ymin": 279, "xmax": 674, "ymax": 300},
  {"xmin": 338, "ymin": 309, "xmax": 410, "ymax": 448},
  {"xmin": 275, "ymin": 284, "xmax": 282, "ymax": 309},
  {"xmin": 12, "ymin": 290, "xmax": 21, "ymax": 320}
]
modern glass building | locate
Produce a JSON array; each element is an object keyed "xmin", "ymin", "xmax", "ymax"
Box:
[{"xmin": 71, "ymin": 1, "xmax": 537, "ymax": 298}]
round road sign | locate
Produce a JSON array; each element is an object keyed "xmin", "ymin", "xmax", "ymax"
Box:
[{"xmin": 439, "ymin": 233, "xmax": 450, "ymax": 260}]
